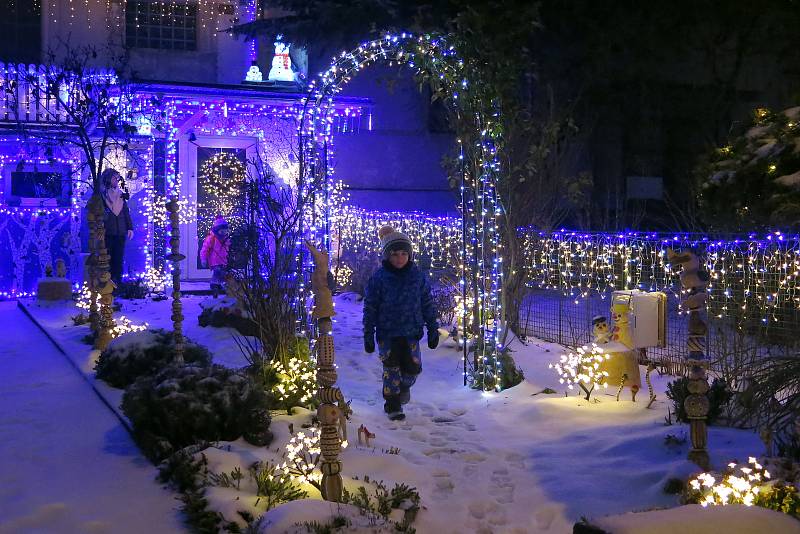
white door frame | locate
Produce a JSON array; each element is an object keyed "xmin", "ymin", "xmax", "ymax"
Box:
[{"xmin": 179, "ymin": 134, "xmax": 257, "ymax": 280}]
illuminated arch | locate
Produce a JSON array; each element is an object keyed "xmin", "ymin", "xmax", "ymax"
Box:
[{"xmin": 298, "ymin": 33, "xmax": 504, "ymax": 390}]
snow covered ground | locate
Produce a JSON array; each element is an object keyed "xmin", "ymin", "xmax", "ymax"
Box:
[
  {"xmin": 0, "ymin": 301, "xmax": 182, "ymax": 534},
  {"xmin": 15, "ymin": 294, "xmax": 800, "ymax": 533}
]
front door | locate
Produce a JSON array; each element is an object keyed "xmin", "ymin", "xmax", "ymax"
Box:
[{"xmin": 181, "ymin": 135, "xmax": 256, "ymax": 280}]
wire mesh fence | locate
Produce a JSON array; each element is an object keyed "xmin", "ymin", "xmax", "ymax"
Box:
[
  {"xmin": 334, "ymin": 210, "xmax": 800, "ymax": 377},
  {"xmin": 518, "ymin": 231, "xmax": 800, "ymax": 376}
]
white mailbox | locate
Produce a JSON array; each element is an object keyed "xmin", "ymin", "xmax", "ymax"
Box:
[{"xmin": 611, "ymin": 290, "xmax": 667, "ymax": 349}]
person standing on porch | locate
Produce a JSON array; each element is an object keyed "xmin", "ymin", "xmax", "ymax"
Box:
[
  {"xmin": 200, "ymin": 215, "xmax": 231, "ymax": 296},
  {"xmin": 100, "ymin": 168, "xmax": 133, "ymax": 286}
]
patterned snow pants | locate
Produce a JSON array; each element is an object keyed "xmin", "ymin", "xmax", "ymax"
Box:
[
  {"xmin": 378, "ymin": 337, "xmax": 422, "ymax": 401},
  {"xmin": 210, "ymin": 265, "xmax": 227, "ymax": 289}
]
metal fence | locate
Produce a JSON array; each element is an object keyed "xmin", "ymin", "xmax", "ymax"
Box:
[
  {"xmin": 334, "ymin": 209, "xmax": 800, "ymax": 375},
  {"xmin": 518, "ymin": 231, "xmax": 800, "ymax": 375}
]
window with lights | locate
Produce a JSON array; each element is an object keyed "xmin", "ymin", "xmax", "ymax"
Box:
[{"xmin": 125, "ymin": 0, "xmax": 198, "ymax": 51}]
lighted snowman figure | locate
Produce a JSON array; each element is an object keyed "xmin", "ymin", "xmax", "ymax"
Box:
[
  {"xmin": 245, "ymin": 62, "xmax": 263, "ymax": 82},
  {"xmin": 592, "ymin": 315, "xmax": 611, "ymax": 344},
  {"xmin": 268, "ymin": 37, "xmax": 295, "ymax": 82}
]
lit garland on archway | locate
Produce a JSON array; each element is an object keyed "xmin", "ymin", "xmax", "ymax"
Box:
[{"xmin": 297, "ymin": 33, "xmax": 504, "ymax": 390}]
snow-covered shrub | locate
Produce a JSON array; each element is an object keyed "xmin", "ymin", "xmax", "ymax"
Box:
[
  {"xmin": 466, "ymin": 342, "xmax": 524, "ymax": 391},
  {"xmin": 122, "ymin": 364, "xmax": 273, "ymax": 462},
  {"xmin": 697, "ymin": 105, "xmax": 800, "ymax": 231},
  {"xmin": 341, "ymin": 477, "xmax": 421, "ymax": 531},
  {"xmin": 95, "ymin": 328, "xmax": 212, "ymax": 388},
  {"xmin": 550, "ymin": 343, "xmax": 610, "ymax": 400},
  {"xmin": 684, "ymin": 457, "xmax": 800, "ymax": 518},
  {"xmin": 157, "ymin": 449, "xmax": 240, "ymax": 532},
  {"xmin": 249, "ymin": 461, "xmax": 308, "ymax": 511},
  {"xmin": 665, "ymin": 377, "xmax": 732, "ymax": 425}
]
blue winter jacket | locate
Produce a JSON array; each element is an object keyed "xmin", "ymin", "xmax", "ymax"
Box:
[{"xmin": 363, "ymin": 261, "xmax": 438, "ymax": 343}]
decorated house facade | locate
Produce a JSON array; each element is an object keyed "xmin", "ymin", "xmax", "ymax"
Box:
[{"xmin": 0, "ymin": 1, "xmax": 385, "ymax": 296}]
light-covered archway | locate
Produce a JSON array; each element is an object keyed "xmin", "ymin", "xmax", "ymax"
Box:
[{"xmin": 298, "ymin": 33, "xmax": 505, "ymax": 390}]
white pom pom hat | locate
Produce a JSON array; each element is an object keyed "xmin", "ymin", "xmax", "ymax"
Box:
[{"xmin": 378, "ymin": 225, "xmax": 413, "ymax": 260}]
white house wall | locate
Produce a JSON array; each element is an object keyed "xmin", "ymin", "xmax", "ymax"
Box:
[{"xmin": 41, "ymin": 0, "xmax": 249, "ymax": 85}]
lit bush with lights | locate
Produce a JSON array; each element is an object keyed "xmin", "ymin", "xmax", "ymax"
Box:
[
  {"xmin": 95, "ymin": 328, "xmax": 212, "ymax": 388},
  {"xmin": 550, "ymin": 343, "xmax": 610, "ymax": 400},
  {"xmin": 269, "ymin": 356, "xmax": 317, "ymax": 411},
  {"xmin": 277, "ymin": 426, "xmax": 347, "ymax": 494},
  {"xmin": 684, "ymin": 457, "xmax": 800, "ymax": 517}
]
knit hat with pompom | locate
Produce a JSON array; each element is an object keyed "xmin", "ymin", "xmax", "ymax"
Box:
[
  {"xmin": 378, "ymin": 225, "xmax": 413, "ymax": 261},
  {"xmin": 212, "ymin": 214, "xmax": 229, "ymax": 233}
]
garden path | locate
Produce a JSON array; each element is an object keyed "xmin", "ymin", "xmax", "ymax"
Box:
[{"xmin": 0, "ymin": 301, "xmax": 184, "ymax": 534}]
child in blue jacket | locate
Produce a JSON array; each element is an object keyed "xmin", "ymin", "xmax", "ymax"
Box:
[{"xmin": 363, "ymin": 226, "xmax": 439, "ymax": 421}]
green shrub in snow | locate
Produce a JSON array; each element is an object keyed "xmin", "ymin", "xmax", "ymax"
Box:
[
  {"xmin": 122, "ymin": 364, "xmax": 272, "ymax": 462},
  {"xmin": 95, "ymin": 328, "xmax": 212, "ymax": 388}
]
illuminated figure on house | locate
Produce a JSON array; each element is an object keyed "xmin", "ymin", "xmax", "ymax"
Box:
[{"xmin": 268, "ymin": 39, "xmax": 295, "ymax": 83}]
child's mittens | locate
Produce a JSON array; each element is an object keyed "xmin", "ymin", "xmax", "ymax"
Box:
[
  {"xmin": 364, "ymin": 335, "xmax": 375, "ymax": 354},
  {"xmin": 427, "ymin": 328, "xmax": 439, "ymax": 349}
]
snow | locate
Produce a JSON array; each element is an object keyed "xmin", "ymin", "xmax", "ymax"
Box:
[
  {"xmin": 593, "ymin": 504, "xmax": 800, "ymax": 534},
  {"xmin": 0, "ymin": 301, "xmax": 182, "ymax": 533},
  {"xmin": 13, "ymin": 293, "xmax": 797, "ymax": 533},
  {"xmin": 775, "ymin": 170, "xmax": 800, "ymax": 188}
]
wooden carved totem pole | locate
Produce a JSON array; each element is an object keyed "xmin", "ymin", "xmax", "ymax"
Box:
[
  {"xmin": 167, "ymin": 196, "xmax": 186, "ymax": 364},
  {"xmin": 87, "ymin": 193, "xmax": 114, "ymax": 350},
  {"xmin": 668, "ymin": 248, "xmax": 711, "ymax": 469},
  {"xmin": 305, "ymin": 241, "xmax": 350, "ymax": 502}
]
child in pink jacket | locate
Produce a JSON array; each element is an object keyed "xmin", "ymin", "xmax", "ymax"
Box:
[{"xmin": 200, "ymin": 215, "xmax": 230, "ymax": 295}]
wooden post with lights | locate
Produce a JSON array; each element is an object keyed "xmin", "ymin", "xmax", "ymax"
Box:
[
  {"xmin": 166, "ymin": 196, "xmax": 186, "ymax": 363},
  {"xmin": 668, "ymin": 248, "xmax": 711, "ymax": 469},
  {"xmin": 305, "ymin": 240, "xmax": 350, "ymax": 502},
  {"xmin": 87, "ymin": 192, "xmax": 114, "ymax": 350}
]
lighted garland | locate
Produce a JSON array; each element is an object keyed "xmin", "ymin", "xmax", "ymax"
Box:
[
  {"xmin": 298, "ymin": 32, "xmax": 504, "ymax": 391},
  {"xmin": 200, "ymin": 151, "xmax": 247, "ymax": 198}
]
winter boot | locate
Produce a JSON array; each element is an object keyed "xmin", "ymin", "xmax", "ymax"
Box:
[{"xmin": 384, "ymin": 396, "xmax": 405, "ymax": 421}]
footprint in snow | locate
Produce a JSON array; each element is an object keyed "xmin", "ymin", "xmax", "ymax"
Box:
[
  {"xmin": 488, "ymin": 467, "xmax": 515, "ymax": 504},
  {"xmin": 505, "ymin": 451, "xmax": 526, "ymax": 470}
]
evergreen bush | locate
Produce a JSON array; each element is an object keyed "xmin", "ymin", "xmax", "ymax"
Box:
[
  {"xmin": 665, "ymin": 377, "xmax": 732, "ymax": 425},
  {"xmin": 95, "ymin": 328, "xmax": 212, "ymax": 388},
  {"xmin": 115, "ymin": 276, "xmax": 150, "ymax": 299},
  {"xmin": 122, "ymin": 364, "xmax": 273, "ymax": 461}
]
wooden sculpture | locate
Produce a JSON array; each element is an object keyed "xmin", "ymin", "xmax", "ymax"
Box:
[
  {"xmin": 667, "ymin": 248, "xmax": 711, "ymax": 469},
  {"xmin": 166, "ymin": 196, "xmax": 186, "ymax": 363},
  {"xmin": 305, "ymin": 241, "xmax": 351, "ymax": 502},
  {"xmin": 645, "ymin": 362, "xmax": 657, "ymax": 408},
  {"xmin": 87, "ymin": 193, "xmax": 114, "ymax": 350}
]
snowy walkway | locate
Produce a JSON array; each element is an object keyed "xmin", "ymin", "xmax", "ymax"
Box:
[{"xmin": 0, "ymin": 301, "xmax": 183, "ymax": 534}]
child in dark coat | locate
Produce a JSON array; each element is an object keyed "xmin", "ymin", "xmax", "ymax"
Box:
[{"xmin": 363, "ymin": 226, "xmax": 439, "ymax": 421}]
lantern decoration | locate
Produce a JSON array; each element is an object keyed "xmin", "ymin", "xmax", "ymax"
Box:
[{"xmin": 305, "ymin": 240, "xmax": 351, "ymax": 502}]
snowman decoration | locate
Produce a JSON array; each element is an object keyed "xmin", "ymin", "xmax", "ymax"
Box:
[
  {"xmin": 268, "ymin": 37, "xmax": 295, "ymax": 83},
  {"xmin": 245, "ymin": 62, "xmax": 263, "ymax": 82}
]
